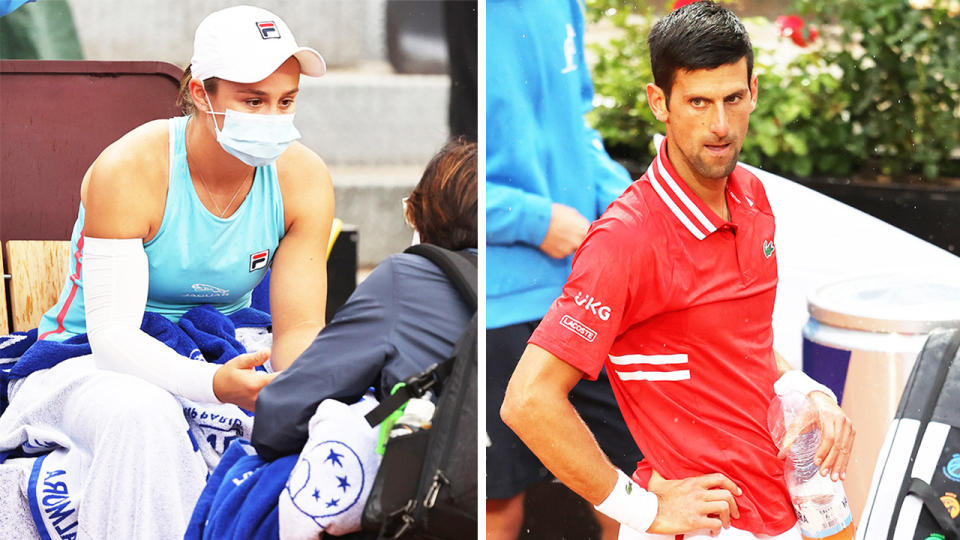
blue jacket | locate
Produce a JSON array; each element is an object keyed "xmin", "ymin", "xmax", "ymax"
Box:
[{"xmin": 486, "ymin": 0, "xmax": 631, "ymax": 329}]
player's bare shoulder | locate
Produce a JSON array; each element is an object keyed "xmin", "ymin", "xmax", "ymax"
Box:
[
  {"xmin": 275, "ymin": 141, "xmax": 334, "ymax": 221},
  {"xmin": 81, "ymin": 119, "xmax": 170, "ymax": 203},
  {"xmin": 275, "ymin": 141, "xmax": 332, "ymax": 192}
]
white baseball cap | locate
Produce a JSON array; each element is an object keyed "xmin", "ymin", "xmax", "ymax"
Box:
[{"xmin": 190, "ymin": 5, "xmax": 326, "ymax": 83}]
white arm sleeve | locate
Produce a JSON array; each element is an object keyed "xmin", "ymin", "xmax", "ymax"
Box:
[{"xmin": 83, "ymin": 237, "xmax": 221, "ymax": 403}]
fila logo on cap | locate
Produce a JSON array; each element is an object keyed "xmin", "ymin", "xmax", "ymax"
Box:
[
  {"xmin": 256, "ymin": 21, "xmax": 280, "ymax": 39},
  {"xmin": 250, "ymin": 249, "xmax": 270, "ymax": 272}
]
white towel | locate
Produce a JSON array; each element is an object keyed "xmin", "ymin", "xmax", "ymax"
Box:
[
  {"xmin": 0, "ymin": 354, "xmax": 250, "ymax": 539},
  {"xmin": 0, "ymin": 456, "xmax": 41, "ymax": 540},
  {"xmin": 279, "ymin": 395, "xmax": 382, "ymax": 539}
]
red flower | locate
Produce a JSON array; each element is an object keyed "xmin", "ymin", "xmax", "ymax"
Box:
[
  {"xmin": 672, "ymin": 0, "xmax": 699, "ymax": 10},
  {"xmin": 776, "ymin": 15, "xmax": 818, "ymax": 47}
]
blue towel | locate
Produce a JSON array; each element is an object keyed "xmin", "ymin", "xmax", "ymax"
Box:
[
  {"xmin": 185, "ymin": 439, "xmax": 297, "ymax": 540},
  {"xmin": 0, "ymin": 307, "xmax": 272, "ymax": 414}
]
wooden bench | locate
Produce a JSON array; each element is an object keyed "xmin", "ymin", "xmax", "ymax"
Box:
[{"xmin": 2, "ymin": 241, "xmax": 71, "ymax": 333}]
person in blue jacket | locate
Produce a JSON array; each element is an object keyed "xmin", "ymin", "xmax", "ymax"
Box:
[{"xmin": 486, "ymin": 1, "xmax": 641, "ymax": 538}]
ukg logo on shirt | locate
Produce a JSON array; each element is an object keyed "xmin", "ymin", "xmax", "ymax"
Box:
[{"xmin": 574, "ymin": 291, "xmax": 612, "ymax": 321}]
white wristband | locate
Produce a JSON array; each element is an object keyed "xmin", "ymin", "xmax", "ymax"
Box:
[
  {"xmin": 774, "ymin": 370, "xmax": 837, "ymax": 404},
  {"xmin": 594, "ymin": 469, "xmax": 658, "ymax": 535}
]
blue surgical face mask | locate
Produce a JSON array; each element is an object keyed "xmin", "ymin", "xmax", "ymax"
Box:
[{"xmin": 203, "ymin": 89, "xmax": 301, "ymax": 167}]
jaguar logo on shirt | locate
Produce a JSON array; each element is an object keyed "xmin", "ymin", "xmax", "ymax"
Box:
[
  {"xmin": 574, "ymin": 291, "xmax": 612, "ymax": 321},
  {"xmin": 763, "ymin": 240, "xmax": 775, "ymax": 259},
  {"xmin": 186, "ymin": 283, "xmax": 230, "ymax": 298}
]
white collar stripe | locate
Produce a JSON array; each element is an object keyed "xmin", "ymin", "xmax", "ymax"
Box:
[
  {"xmin": 655, "ymin": 152, "xmax": 717, "ymax": 233},
  {"xmin": 609, "ymin": 353, "xmax": 688, "ymax": 365},
  {"xmin": 615, "ymin": 370, "xmax": 691, "ymax": 382},
  {"xmin": 648, "ymin": 166, "xmax": 707, "ymax": 240}
]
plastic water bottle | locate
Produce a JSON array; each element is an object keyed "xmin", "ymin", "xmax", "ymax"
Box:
[
  {"xmin": 389, "ymin": 395, "xmax": 435, "ymax": 438},
  {"xmin": 768, "ymin": 391, "xmax": 855, "ymax": 540}
]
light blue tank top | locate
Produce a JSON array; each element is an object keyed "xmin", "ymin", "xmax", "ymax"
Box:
[{"xmin": 38, "ymin": 116, "xmax": 286, "ymax": 341}]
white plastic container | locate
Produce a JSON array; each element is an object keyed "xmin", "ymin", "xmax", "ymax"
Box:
[{"xmin": 802, "ymin": 275, "xmax": 960, "ymax": 525}]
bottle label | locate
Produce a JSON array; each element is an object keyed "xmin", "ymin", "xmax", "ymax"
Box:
[{"xmin": 794, "ymin": 494, "xmax": 852, "ymax": 538}]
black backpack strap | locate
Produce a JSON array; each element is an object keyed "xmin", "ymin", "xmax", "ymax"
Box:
[
  {"xmin": 905, "ymin": 478, "xmax": 959, "ymax": 539},
  {"xmin": 887, "ymin": 329, "xmax": 960, "ymax": 540},
  {"xmin": 403, "ymin": 244, "xmax": 477, "ymax": 310},
  {"xmin": 365, "ymin": 245, "xmax": 477, "ymax": 427}
]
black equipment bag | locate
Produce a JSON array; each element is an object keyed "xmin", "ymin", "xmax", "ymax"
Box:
[
  {"xmin": 859, "ymin": 327, "xmax": 960, "ymax": 540},
  {"xmin": 361, "ymin": 244, "xmax": 477, "ymax": 539}
]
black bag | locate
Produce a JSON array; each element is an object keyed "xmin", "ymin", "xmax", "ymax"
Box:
[
  {"xmin": 361, "ymin": 244, "xmax": 477, "ymax": 540},
  {"xmin": 859, "ymin": 327, "xmax": 960, "ymax": 540}
]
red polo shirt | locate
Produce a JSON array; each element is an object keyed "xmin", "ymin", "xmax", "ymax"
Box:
[{"xmin": 529, "ymin": 139, "xmax": 795, "ymax": 535}]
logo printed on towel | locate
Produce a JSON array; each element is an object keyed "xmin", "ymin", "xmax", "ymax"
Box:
[
  {"xmin": 574, "ymin": 291, "xmax": 612, "ymax": 321},
  {"xmin": 22, "ymin": 437, "xmax": 58, "ymax": 455},
  {"xmin": 249, "ymin": 249, "xmax": 270, "ymax": 272},
  {"xmin": 560, "ymin": 315, "xmax": 596, "ymax": 342},
  {"xmin": 0, "ymin": 333, "xmax": 28, "ymax": 350},
  {"xmin": 286, "ymin": 440, "xmax": 366, "ymax": 526},
  {"xmin": 31, "ymin": 459, "xmax": 80, "ymax": 540},
  {"xmin": 256, "ymin": 21, "xmax": 280, "ymax": 39}
]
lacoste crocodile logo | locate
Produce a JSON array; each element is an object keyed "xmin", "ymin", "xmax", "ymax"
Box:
[{"xmin": 763, "ymin": 240, "xmax": 775, "ymax": 259}]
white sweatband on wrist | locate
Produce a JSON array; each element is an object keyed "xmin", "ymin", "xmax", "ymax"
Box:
[
  {"xmin": 83, "ymin": 237, "xmax": 221, "ymax": 403},
  {"xmin": 594, "ymin": 469, "xmax": 658, "ymax": 535},
  {"xmin": 774, "ymin": 370, "xmax": 837, "ymax": 404}
]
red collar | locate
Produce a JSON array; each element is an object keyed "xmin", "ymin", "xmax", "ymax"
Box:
[{"xmin": 647, "ymin": 137, "xmax": 746, "ymax": 240}]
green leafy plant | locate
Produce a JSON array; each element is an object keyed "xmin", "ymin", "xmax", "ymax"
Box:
[
  {"xmin": 584, "ymin": 0, "xmax": 960, "ymax": 182},
  {"xmin": 794, "ymin": 0, "xmax": 960, "ymax": 180},
  {"xmin": 739, "ymin": 43, "xmax": 856, "ymax": 178},
  {"xmin": 585, "ymin": 1, "xmax": 661, "ymax": 168}
]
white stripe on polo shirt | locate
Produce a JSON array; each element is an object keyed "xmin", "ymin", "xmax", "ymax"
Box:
[
  {"xmin": 609, "ymin": 353, "xmax": 688, "ymax": 365},
  {"xmin": 610, "ymin": 353, "xmax": 690, "ymax": 381},
  {"xmin": 655, "ymin": 152, "xmax": 717, "ymax": 235},
  {"xmin": 647, "ymin": 165, "xmax": 707, "ymax": 240},
  {"xmin": 615, "ymin": 370, "xmax": 691, "ymax": 382}
]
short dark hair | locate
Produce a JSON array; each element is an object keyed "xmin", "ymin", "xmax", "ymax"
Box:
[
  {"xmin": 406, "ymin": 138, "xmax": 478, "ymax": 251},
  {"xmin": 648, "ymin": 1, "xmax": 753, "ymax": 105}
]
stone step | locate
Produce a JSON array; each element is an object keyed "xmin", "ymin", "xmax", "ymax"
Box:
[
  {"xmin": 329, "ymin": 165, "xmax": 422, "ymax": 267},
  {"xmin": 70, "ymin": 0, "xmax": 387, "ymax": 68},
  {"xmin": 297, "ymin": 68, "xmax": 451, "ymax": 167}
]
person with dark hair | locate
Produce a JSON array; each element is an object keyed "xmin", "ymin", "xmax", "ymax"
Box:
[
  {"xmin": 501, "ymin": 2, "xmax": 854, "ymax": 539},
  {"xmin": 251, "ymin": 138, "xmax": 477, "ymax": 461}
]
